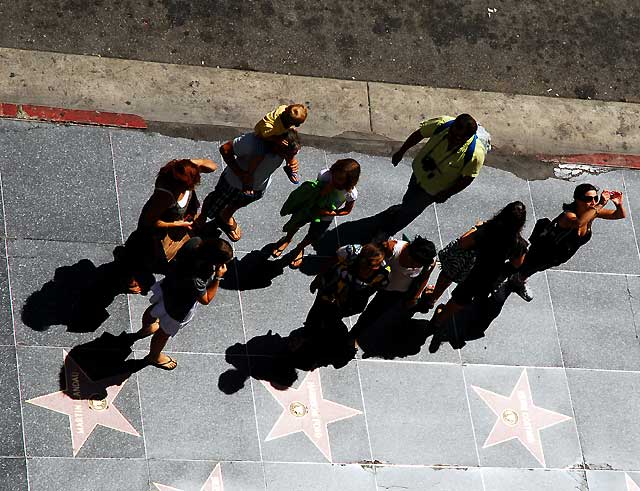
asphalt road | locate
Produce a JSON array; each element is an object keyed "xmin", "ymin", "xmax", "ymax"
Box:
[{"xmin": 0, "ymin": 0, "xmax": 638, "ymax": 102}]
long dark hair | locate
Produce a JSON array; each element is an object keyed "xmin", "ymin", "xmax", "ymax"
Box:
[
  {"xmin": 480, "ymin": 201, "xmax": 527, "ymax": 255},
  {"xmin": 563, "ymin": 183, "xmax": 598, "ymax": 212}
]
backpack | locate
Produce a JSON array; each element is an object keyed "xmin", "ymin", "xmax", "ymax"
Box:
[{"xmin": 433, "ymin": 119, "xmax": 492, "ymax": 164}]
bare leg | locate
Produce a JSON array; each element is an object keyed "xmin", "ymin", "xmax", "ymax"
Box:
[
  {"xmin": 219, "ymin": 204, "xmax": 242, "ymax": 225},
  {"xmin": 146, "ymin": 329, "xmax": 172, "ymax": 364},
  {"xmin": 137, "ymin": 306, "xmax": 177, "ymax": 369},
  {"xmin": 218, "ymin": 204, "xmax": 243, "ymax": 241},
  {"xmin": 136, "ymin": 306, "xmax": 160, "ymax": 339},
  {"xmin": 272, "ymin": 229, "xmax": 298, "ymax": 258},
  {"xmin": 289, "ymin": 232, "xmax": 314, "ymax": 268}
]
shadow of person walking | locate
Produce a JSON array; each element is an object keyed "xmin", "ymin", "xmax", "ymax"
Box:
[
  {"xmin": 314, "ymin": 209, "xmax": 395, "ymax": 255},
  {"xmin": 21, "ymin": 259, "xmax": 126, "ymax": 333},
  {"xmin": 428, "ymin": 280, "xmax": 513, "ymax": 353},
  {"xmin": 218, "ymin": 311, "xmax": 357, "ymax": 396},
  {"xmin": 60, "ymin": 331, "xmax": 147, "ymax": 399}
]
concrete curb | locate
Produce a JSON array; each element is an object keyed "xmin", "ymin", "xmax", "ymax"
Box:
[{"xmin": 1, "ymin": 47, "xmax": 639, "ymax": 162}]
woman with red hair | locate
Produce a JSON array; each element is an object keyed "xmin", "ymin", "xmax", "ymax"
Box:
[{"xmin": 116, "ymin": 158, "xmax": 218, "ymax": 293}]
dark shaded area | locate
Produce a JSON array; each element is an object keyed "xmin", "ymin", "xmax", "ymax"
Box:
[
  {"xmin": 1, "ymin": 0, "xmax": 638, "ymax": 102},
  {"xmin": 21, "ymin": 259, "xmax": 125, "ymax": 333},
  {"xmin": 219, "ymin": 299, "xmax": 359, "ymax": 394},
  {"xmin": 60, "ymin": 331, "xmax": 146, "ymax": 399},
  {"xmin": 429, "ymin": 280, "xmax": 513, "ymax": 352},
  {"xmin": 315, "ymin": 210, "xmax": 392, "ymax": 255},
  {"xmin": 354, "ymin": 293, "xmax": 435, "ymax": 359},
  {"xmin": 220, "ymin": 245, "xmax": 329, "ymax": 291},
  {"xmin": 218, "ymin": 322, "xmax": 357, "ymax": 395}
]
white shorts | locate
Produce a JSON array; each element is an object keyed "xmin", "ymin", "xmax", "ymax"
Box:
[{"xmin": 149, "ymin": 281, "xmax": 198, "ymax": 337}]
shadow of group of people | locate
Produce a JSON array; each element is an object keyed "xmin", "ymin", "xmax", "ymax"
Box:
[
  {"xmin": 18, "ymin": 109, "xmax": 628, "ymax": 400},
  {"xmin": 20, "ymin": 207, "xmax": 512, "ymax": 400}
]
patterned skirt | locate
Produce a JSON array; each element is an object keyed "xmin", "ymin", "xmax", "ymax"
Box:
[{"xmin": 438, "ymin": 239, "xmax": 477, "ymax": 283}]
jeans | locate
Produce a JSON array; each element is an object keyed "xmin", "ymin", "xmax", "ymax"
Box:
[{"xmin": 382, "ymin": 174, "xmax": 436, "ymax": 236}]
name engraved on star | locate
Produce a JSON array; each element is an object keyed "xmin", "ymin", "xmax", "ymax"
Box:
[
  {"xmin": 518, "ymin": 390, "xmax": 535, "ymax": 443},
  {"xmin": 26, "ymin": 350, "xmax": 141, "ymax": 456},
  {"xmin": 73, "ymin": 403, "xmax": 84, "ymax": 435},
  {"xmin": 71, "ymin": 371, "xmax": 81, "ymax": 398},
  {"xmin": 70, "ymin": 371, "xmax": 85, "ymax": 435},
  {"xmin": 307, "ymin": 381, "xmax": 323, "ymax": 440}
]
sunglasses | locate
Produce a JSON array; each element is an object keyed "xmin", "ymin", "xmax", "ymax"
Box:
[{"xmin": 579, "ymin": 195, "xmax": 598, "ymax": 203}]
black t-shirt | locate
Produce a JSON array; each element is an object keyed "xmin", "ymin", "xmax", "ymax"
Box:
[{"xmin": 161, "ymin": 237, "xmax": 210, "ymax": 321}]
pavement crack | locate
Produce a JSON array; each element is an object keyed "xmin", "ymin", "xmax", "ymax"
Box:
[{"xmin": 625, "ymin": 276, "xmax": 639, "ymax": 342}]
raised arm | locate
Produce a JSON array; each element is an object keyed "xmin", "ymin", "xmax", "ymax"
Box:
[
  {"xmin": 559, "ymin": 190, "xmax": 615, "ymax": 228},
  {"xmin": 392, "ymin": 130, "xmax": 425, "ymax": 166},
  {"xmin": 198, "ymin": 263, "xmax": 227, "ymax": 305},
  {"xmin": 189, "ymin": 158, "xmax": 218, "ymax": 173},
  {"xmin": 597, "ymin": 190, "xmax": 626, "ymax": 220}
]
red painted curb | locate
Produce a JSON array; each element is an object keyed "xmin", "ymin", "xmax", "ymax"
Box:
[
  {"xmin": 0, "ymin": 102, "xmax": 147, "ymax": 129},
  {"xmin": 538, "ymin": 153, "xmax": 640, "ymax": 170}
]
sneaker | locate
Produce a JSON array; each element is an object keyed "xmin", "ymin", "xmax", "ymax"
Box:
[{"xmin": 509, "ymin": 275, "xmax": 533, "ymax": 302}]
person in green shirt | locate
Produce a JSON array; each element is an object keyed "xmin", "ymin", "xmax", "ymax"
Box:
[{"xmin": 381, "ymin": 114, "xmax": 485, "ymax": 237}]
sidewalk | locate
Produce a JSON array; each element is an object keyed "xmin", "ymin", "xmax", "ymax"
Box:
[
  {"xmin": 1, "ymin": 47, "xmax": 640, "ymax": 159},
  {"xmin": 1, "ymin": 117, "xmax": 640, "ymax": 490}
]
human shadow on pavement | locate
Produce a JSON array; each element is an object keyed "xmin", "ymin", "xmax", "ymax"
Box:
[
  {"xmin": 60, "ymin": 331, "xmax": 147, "ymax": 400},
  {"xmin": 21, "ymin": 259, "xmax": 126, "ymax": 333},
  {"xmin": 218, "ymin": 315, "xmax": 357, "ymax": 395},
  {"xmin": 429, "ymin": 281, "xmax": 513, "ymax": 352},
  {"xmin": 219, "ymin": 247, "xmax": 328, "ymax": 291},
  {"xmin": 315, "ymin": 208, "xmax": 395, "ymax": 255},
  {"xmin": 357, "ymin": 319, "xmax": 433, "ymax": 360}
]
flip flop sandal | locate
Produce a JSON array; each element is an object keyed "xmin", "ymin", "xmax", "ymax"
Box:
[
  {"xmin": 217, "ymin": 216, "xmax": 242, "ymax": 242},
  {"xmin": 146, "ymin": 355, "xmax": 178, "ymax": 371},
  {"xmin": 271, "ymin": 240, "xmax": 289, "ymax": 258},
  {"xmin": 290, "ymin": 250, "xmax": 304, "ymax": 269},
  {"xmin": 283, "ymin": 166, "xmax": 300, "ymax": 184}
]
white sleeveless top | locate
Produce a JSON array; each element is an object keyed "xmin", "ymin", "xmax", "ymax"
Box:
[{"xmin": 386, "ymin": 240, "xmax": 423, "ymax": 292}]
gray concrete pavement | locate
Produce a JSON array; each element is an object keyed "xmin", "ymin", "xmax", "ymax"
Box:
[
  {"xmin": 1, "ymin": 118, "xmax": 640, "ymax": 490},
  {"xmin": 0, "ymin": 0, "xmax": 638, "ymax": 103}
]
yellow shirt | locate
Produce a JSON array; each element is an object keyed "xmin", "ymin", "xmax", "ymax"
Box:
[
  {"xmin": 255, "ymin": 105, "xmax": 288, "ymax": 138},
  {"xmin": 412, "ymin": 116, "xmax": 485, "ymax": 196}
]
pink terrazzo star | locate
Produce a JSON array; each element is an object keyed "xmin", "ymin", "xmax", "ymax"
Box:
[
  {"xmin": 627, "ymin": 474, "xmax": 640, "ymax": 491},
  {"xmin": 154, "ymin": 463, "xmax": 224, "ymax": 491},
  {"xmin": 26, "ymin": 350, "xmax": 140, "ymax": 456},
  {"xmin": 472, "ymin": 368, "xmax": 572, "ymax": 467},
  {"xmin": 261, "ymin": 369, "xmax": 362, "ymax": 462}
]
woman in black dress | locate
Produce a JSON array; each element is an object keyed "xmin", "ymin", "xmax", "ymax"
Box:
[{"xmin": 509, "ymin": 184, "xmax": 626, "ymax": 301}]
